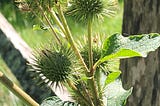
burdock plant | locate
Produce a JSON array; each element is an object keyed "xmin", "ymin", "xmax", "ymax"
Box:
[{"xmin": 4, "ymin": 0, "xmax": 160, "ymax": 106}]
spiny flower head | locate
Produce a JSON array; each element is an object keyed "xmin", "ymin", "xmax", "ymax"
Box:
[
  {"xmin": 31, "ymin": 44, "xmax": 75, "ymax": 86},
  {"xmin": 67, "ymin": 0, "xmax": 118, "ymax": 22}
]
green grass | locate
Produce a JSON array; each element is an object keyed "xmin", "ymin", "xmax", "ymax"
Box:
[{"xmin": 20, "ymin": 28, "xmax": 53, "ymax": 48}]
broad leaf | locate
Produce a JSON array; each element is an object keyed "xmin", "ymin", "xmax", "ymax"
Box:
[
  {"xmin": 105, "ymin": 79, "xmax": 133, "ymax": 106},
  {"xmin": 40, "ymin": 96, "xmax": 79, "ymax": 106},
  {"xmin": 101, "ymin": 33, "xmax": 160, "ymax": 62},
  {"xmin": 105, "ymin": 71, "xmax": 121, "ymax": 86},
  {"xmin": 100, "ymin": 49, "xmax": 141, "ymax": 63}
]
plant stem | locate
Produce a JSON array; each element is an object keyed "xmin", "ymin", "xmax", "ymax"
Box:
[
  {"xmin": 87, "ymin": 19, "xmax": 100, "ymax": 105},
  {"xmin": 93, "ymin": 61, "xmax": 105, "ymax": 106},
  {"xmin": 96, "ymin": 69, "xmax": 101, "ymax": 96},
  {"xmin": 55, "ymin": 5, "xmax": 96, "ymax": 105},
  {"xmin": 0, "ymin": 71, "xmax": 39, "ymax": 106},
  {"xmin": 66, "ymin": 80, "xmax": 93, "ymax": 106},
  {"xmin": 76, "ymin": 76, "xmax": 94, "ymax": 106},
  {"xmin": 88, "ymin": 76, "xmax": 100, "ymax": 105},
  {"xmin": 35, "ymin": 0, "xmax": 61, "ymax": 45},
  {"xmin": 55, "ymin": 5, "xmax": 100, "ymax": 105},
  {"xmin": 48, "ymin": 8, "xmax": 66, "ymax": 35},
  {"xmin": 96, "ymin": 69, "xmax": 105, "ymax": 106},
  {"xmin": 55, "ymin": 4, "xmax": 89, "ymax": 73},
  {"xmin": 88, "ymin": 19, "xmax": 93, "ymax": 73},
  {"xmin": 93, "ymin": 60, "xmax": 101, "ymax": 71},
  {"xmin": 53, "ymin": 4, "xmax": 97, "ymax": 105}
]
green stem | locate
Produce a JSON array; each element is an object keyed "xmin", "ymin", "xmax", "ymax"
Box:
[
  {"xmin": 88, "ymin": 77, "xmax": 100, "ymax": 105},
  {"xmin": 93, "ymin": 60, "xmax": 101, "ymax": 71},
  {"xmin": 93, "ymin": 60, "xmax": 105, "ymax": 106},
  {"xmin": 48, "ymin": 8, "xmax": 66, "ymax": 35},
  {"xmin": 88, "ymin": 19, "xmax": 93, "ymax": 73},
  {"xmin": 0, "ymin": 71, "xmax": 39, "ymax": 106},
  {"xmin": 96, "ymin": 69, "xmax": 105, "ymax": 106},
  {"xmin": 76, "ymin": 76, "xmax": 94, "ymax": 106},
  {"xmin": 87, "ymin": 20, "xmax": 100, "ymax": 105},
  {"xmin": 55, "ymin": 5, "xmax": 89, "ymax": 73},
  {"xmin": 55, "ymin": 5, "xmax": 96, "ymax": 105},
  {"xmin": 96, "ymin": 70, "xmax": 101, "ymax": 97},
  {"xmin": 35, "ymin": 0, "xmax": 61, "ymax": 45},
  {"xmin": 66, "ymin": 80, "xmax": 92, "ymax": 106}
]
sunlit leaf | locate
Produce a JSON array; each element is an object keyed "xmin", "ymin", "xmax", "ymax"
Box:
[
  {"xmin": 101, "ymin": 33, "xmax": 160, "ymax": 62},
  {"xmin": 100, "ymin": 49, "xmax": 141, "ymax": 63},
  {"xmin": 105, "ymin": 79, "xmax": 133, "ymax": 106},
  {"xmin": 105, "ymin": 71, "xmax": 121, "ymax": 86}
]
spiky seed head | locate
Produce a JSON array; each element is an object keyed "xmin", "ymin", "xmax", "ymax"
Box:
[
  {"xmin": 78, "ymin": 34, "xmax": 109, "ymax": 72},
  {"xmin": 67, "ymin": 0, "xmax": 118, "ymax": 22},
  {"xmin": 81, "ymin": 46, "xmax": 101, "ymax": 68},
  {"xmin": 80, "ymin": 45, "xmax": 111, "ymax": 75},
  {"xmin": 31, "ymin": 44, "xmax": 74, "ymax": 86}
]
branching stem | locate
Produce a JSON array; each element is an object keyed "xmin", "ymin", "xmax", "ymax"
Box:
[
  {"xmin": 55, "ymin": 4, "xmax": 89, "ymax": 73},
  {"xmin": 66, "ymin": 80, "xmax": 92, "ymax": 106},
  {"xmin": 0, "ymin": 71, "xmax": 39, "ymax": 106},
  {"xmin": 35, "ymin": 0, "xmax": 61, "ymax": 45},
  {"xmin": 87, "ymin": 19, "xmax": 100, "ymax": 106},
  {"xmin": 54, "ymin": 4, "xmax": 96, "ymax": 105},
  {"xmin": 48, "ymin": 8, "xmax": 66, "ymax": 35},
  {"xmin": 93, "ymin": 60, "xmax": 101, "ymax": 71}
]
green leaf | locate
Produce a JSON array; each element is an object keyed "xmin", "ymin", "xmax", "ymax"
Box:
[
  {"xmin": 105, "ymin": 71, "xmax": 121, "ymax": 86},
  {"xmin": 101, "ymin": 33, "xmax": 160, "ymax": 62},
  {"xmin": 105, "ymin": 79, "xmax": 133, "ymax": 106},
  {"xmin": 40, "ymin": 96, "xmax": 79, "ymax": 106},
  {"xmin": 100, "ymin": 49, "xmax": 141, "ymax": 63}
]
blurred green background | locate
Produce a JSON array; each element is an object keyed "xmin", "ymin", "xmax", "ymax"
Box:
[{"xmin": 0, "ymin": 0, "xmax": 123, "ymax": 105}]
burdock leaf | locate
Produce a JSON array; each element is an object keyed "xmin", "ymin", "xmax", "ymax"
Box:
[
  {"xmin": 101, "ymin": 33, "xmax": 160, "ymax": 62},
  {"xmin": 100, "ymin": 49, "xmax": 141, "ymax": 63},
  {"xmin": 105, "ymin": 79, "xmax": 133, "ymax": 106},
  {"xmin": 105, "ymin": 71, "xmax": 121, "ymax": 86},
  {"xmin": 40, "ymin": 96, "xmax": 79, "ymax": 106}
]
